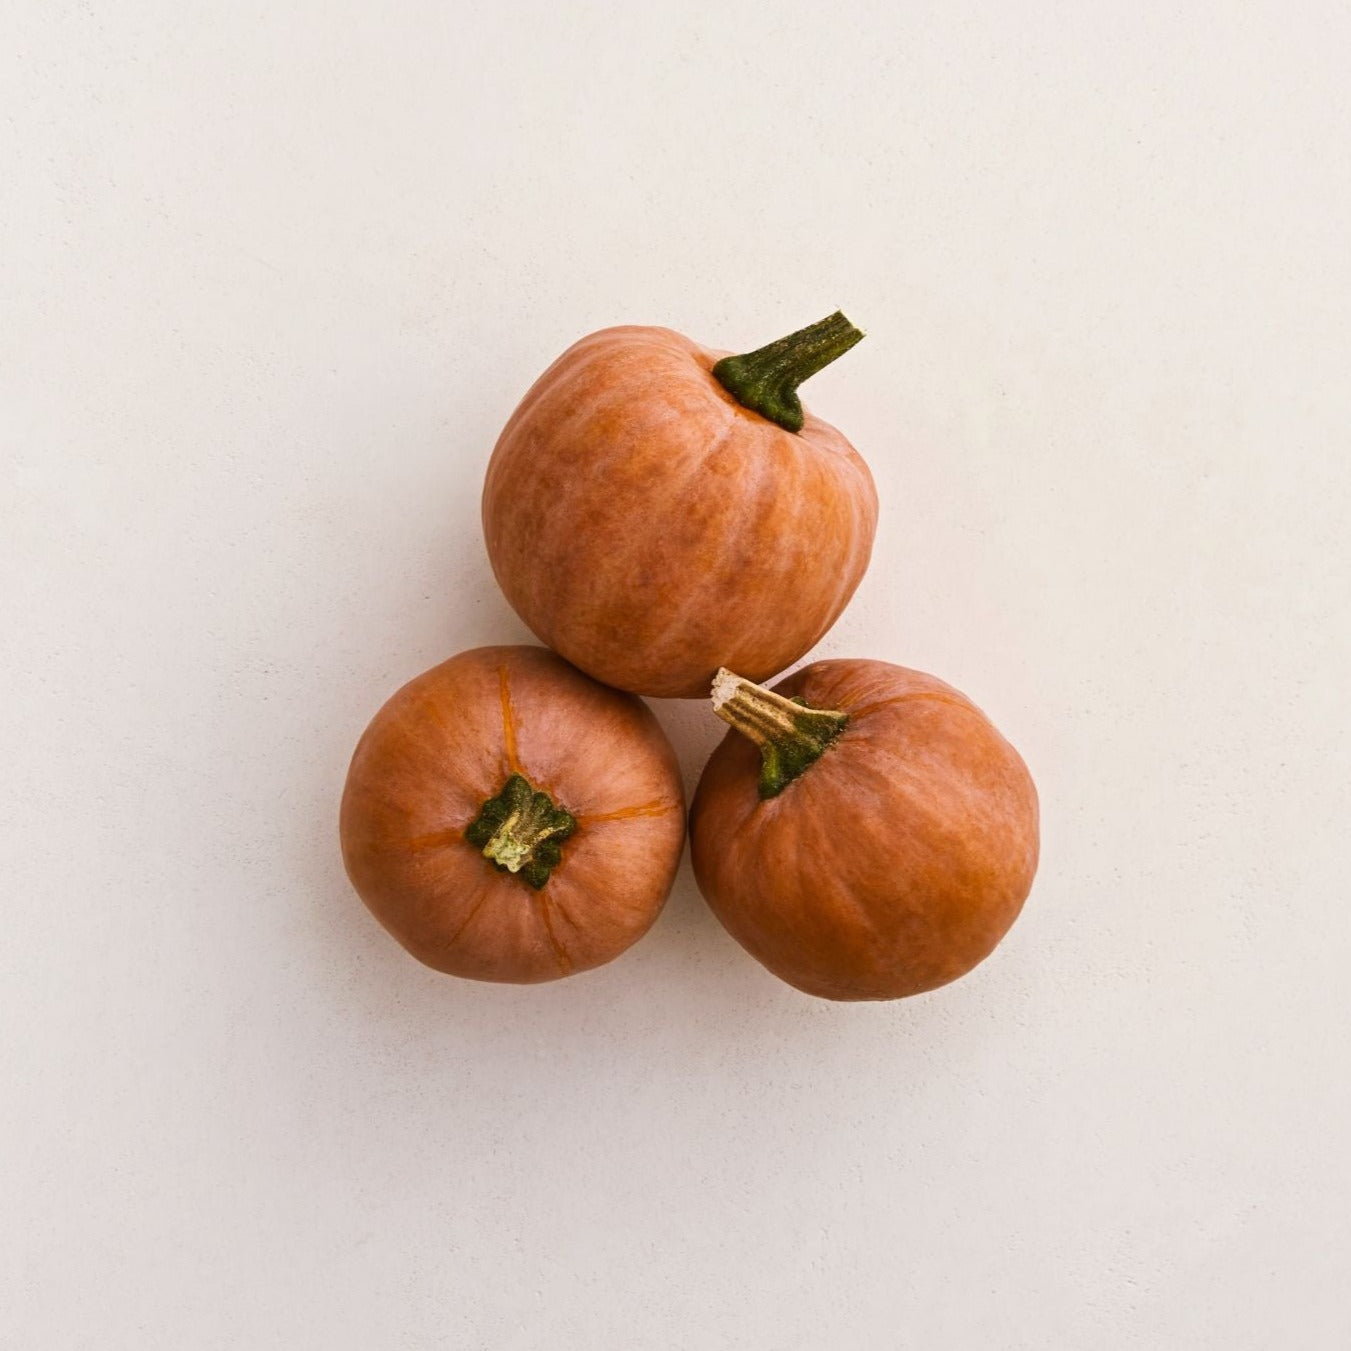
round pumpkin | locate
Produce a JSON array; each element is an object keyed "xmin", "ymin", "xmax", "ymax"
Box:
[
  {"xmin": 340, "ymin": 645, "xmax": 686, "ymax": 983},
  {"xmin": 690, "ymin": 661, "xmax": 1039, "ymax": 1001},
  {"xmin": 482, "ymin": 313, "xmax": 878, "ymax": 698}
]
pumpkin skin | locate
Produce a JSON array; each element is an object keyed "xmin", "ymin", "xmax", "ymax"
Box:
[
  {"xmin": 690, "ymin": 660, "xmax": 1039, "ymax": 1001},
  {"xmin": 340, "ymin": 645, "xmax": 685, "ymax": 983},
  {"xmin": 482, "ymin": 325, "xmax": 878, "ymax": 698}
]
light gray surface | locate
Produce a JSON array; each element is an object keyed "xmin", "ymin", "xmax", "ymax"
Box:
[{"xmin": 3, "ymin": 3, "xmax": 1349, "ymax": 1347}]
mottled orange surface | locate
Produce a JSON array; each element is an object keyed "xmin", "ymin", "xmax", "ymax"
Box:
[
  {"xmin": 482, "ymin": 326, "xmax": 878, "ymax": 698},
  {"xmin": 691, "ymin": 660, "xmax": 1039, "ymax": 1001},
  {"xmin": 340, "ymin": 646, "xmax": 685, "ymax": 983}
]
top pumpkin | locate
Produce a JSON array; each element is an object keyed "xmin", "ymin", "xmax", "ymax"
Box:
[{"xmin": 482, "ymin": 313, "xmax": 879, "ymax": 698}]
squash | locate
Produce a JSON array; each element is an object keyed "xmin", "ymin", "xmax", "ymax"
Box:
[
  {"xmin": 689, "ymin": 662, "xmax": 1038, "ymax": 1001},
  {"xmin": 340, "ymin": 645, "xmax": 685, "ymax": 983},
  {"xmin": 482, "ymin": 313, "xmax": 878, "ymax": 698}
]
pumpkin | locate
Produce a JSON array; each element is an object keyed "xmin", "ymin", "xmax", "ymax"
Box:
[
  {"xmin": 340, "ymin": 645, "xmax": 686, "ymax": 983},
  {"xmin": 689, "ymin": 662, "xmax": 1038, "ymax": 1001},
  {"xmin": 482, "ymin": 313, "xmax": 878, "ymax": 698}
]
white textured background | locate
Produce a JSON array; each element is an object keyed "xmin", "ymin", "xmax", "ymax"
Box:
[{"xmin": 3, "ymin": 2, "xmax": 1349, "ymax": 1347}]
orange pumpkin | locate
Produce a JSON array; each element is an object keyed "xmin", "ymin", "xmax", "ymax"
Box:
[
  {"xmin": 340, "ymin": 645, "xmax": 685, "ymax": 983},
  {"xmin": 482, "ymin": 313, "xmax": 878, "ymax": 698},
  {"xmin": 690, "ymin": 662, "xmax": 1038, "ymax": 1001}
]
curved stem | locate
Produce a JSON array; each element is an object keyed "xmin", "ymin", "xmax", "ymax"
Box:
[
  {"xmin": 711, "ymin": 668, "xmax": 848, "ymax": 798},
  {"xmin": 464, "ymin": 773, "xmax": 576, "ymax": 889},
  {"xmin": 712, "ymin": 311, "xmax": 864, "ymax": 433}
]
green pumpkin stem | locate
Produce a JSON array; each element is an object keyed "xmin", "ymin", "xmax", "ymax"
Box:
[
  {"xmin": 464, "ymin": 773, "xmax": 576, "ymax": 889},
  {"xmin": 710, "ymin": 668, "xmax": 848, "ymax": 799},
  {"xmin": 711, "ymin": 311, "xmax": 864, "ymax": 433}
]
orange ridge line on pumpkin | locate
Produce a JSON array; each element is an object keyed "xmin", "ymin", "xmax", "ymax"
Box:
[
  {"xmin": 545, "ymin": 890, "xmax": 587, "ymax": 936},
  {"xmin": 443, "ymin": 887, "xmax": 492, "ymax": 947},
  {"xmin": 498, "ymin": 665, "xmax": 522, "ymax": 774},
  {"xmin": 847, "ymin": 691, "xmax": 981, "ymax": 720},
  {"xmin": 574, "ymin": 799, "xmax": 681, "ymax": 824},
  {"xmin": 535, "ymin": 893, "xmax": 573, "ymax": 975},
  {"xmin": 403, "ymin": 828, "xmax": 464, "ymax": 852}
]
